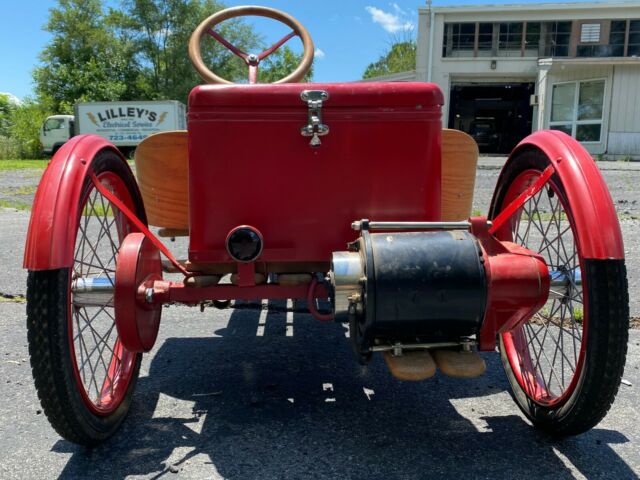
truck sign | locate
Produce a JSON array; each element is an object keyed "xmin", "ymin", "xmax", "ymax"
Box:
[{"xmin": 76, "ymin": 101, "xmax": 187, "ymax": 147}]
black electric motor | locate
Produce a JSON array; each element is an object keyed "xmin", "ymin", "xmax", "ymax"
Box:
[{"xmin": 330, "ymin": 228, "xmax": 487, "ymax": 361}]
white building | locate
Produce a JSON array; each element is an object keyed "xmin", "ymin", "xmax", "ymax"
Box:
[{"xmin": 405, "ymin": 2, "xmax": 640, "ymax": 157}]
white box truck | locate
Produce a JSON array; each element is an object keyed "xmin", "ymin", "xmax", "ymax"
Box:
[{"xmin": 40, "ymin": 100, "xmax": 186, "ymax": 156}]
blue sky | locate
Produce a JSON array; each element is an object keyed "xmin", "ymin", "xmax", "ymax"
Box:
[{"xmin": 0, "ymin": 0, "xmax": 613, "ymax": 101}]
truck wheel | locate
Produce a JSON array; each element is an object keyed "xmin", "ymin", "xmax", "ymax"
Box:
[
  {"xmin": 27, "ymin": 150, "xmax": 146, "ymax": 445},
  {"xmin": 490, "ymin": 147, "xmax": 629, "ymax": 436}
]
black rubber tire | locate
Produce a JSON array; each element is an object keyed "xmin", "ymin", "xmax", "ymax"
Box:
[
  {"xmin": 491, "ymin": 148, "xmax": 629, "ymax": 436},
  {"xmin": 27, "ymin": 150, "xmax": 146, "ymax": 445}
]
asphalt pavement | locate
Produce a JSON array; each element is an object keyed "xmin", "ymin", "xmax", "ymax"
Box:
[{"xmin": 1, "ymin": 160, "xmax": 639, "ymax": 479}]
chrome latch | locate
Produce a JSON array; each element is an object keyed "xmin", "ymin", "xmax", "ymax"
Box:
[{"xmin": 300, "ymin": 90, "xmax": 329, "ymax": 147}]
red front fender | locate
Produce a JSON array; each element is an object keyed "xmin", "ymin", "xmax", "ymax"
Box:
[
  {"xmin": 23, "ymin": 135, "xmax": 130, "ymax": 270},
  {"xmin": 491, "ymin": 130, "xmax": 624, "ymax": 260}
]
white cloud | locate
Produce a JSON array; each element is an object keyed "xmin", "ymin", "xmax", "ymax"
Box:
[
  {"xmin": 391, "ymin": 3, "xmax": 407, "ymax": 16},
  {"xmin": 314, "ymin": 48, "xmax": 326, "ymax": 59},
  {"xmin": 365, "ymin": 5, "xmax": 414, "ymax": 33}
]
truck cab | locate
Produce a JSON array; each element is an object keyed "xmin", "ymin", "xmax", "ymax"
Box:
[{"xmin": 40, "ymin": 114, "xmax": 74, "ymax": 155}]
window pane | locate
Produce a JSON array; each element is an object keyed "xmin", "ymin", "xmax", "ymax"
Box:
[
  {"xmin": 444, "ymin": 23, "xmax": 477, "ymax": 57},
  {"xmin": 525, "ymin": 22, "xmax": 541, "ymax": 50},
  {"xmin": 478, "ymin": 23, "xmax": 493, "ymax": 51},
  {"xmin": 630, "ymin": 20, "xmax": 640, "ymax": 32},
  {"xmin": 552, "ymin": 83, "xmax": 576, "ymax": 122},
  {"xmin": 550, "ymin": 124, "xmax": 573, "ymax": 135},
  {"xmin": 610, "ymin": 20, "xmax": 626, "ymax": 33},
  {"xmin": 609, "ymin": 24, "xmax": 625, "ymax": 57},
  {"xmin": 499, "ymin": 22, "xmax": 523, "ymax": 50},
  {"xmin": 578, "ymin": 44, "xmax": 617, "ymax": 57},
  {"xmin": 545, "ymin": 21, "xmax": 572, "ymax": 57},
  {"xmin": 576, "ymin": 124, "xmax": 601, "ymax": 142},
  {"xmin": 455, "ymin": 23, "xmax": 475, "ymax": 50},
  {"xmin": 610, "ymin": 20, "xmax": 626, "ymax": 57},
  {"xmin": 578, "ymin": 80, "xmax": 605, "ymax": 120}
]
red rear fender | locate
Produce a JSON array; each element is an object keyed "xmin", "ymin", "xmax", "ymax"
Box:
[
  {"xmin": 23, "ymin": 135, "xmax": 129, "ymax": 270},
  {"xmin": 491, "ymin": 130, "xmax": 624, "ymax": 260}
]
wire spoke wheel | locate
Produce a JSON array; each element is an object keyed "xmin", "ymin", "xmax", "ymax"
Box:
[
  {"xmin": 27, "ymin": 150, "xmax": 146, "ymax": 445},
  {"xmin": 70, "ymin": 171, "xmax": 137, "ymax": 414},
  {"xmin": 490, "ymin": 147, "xmax": 629, "ymax": 436}
]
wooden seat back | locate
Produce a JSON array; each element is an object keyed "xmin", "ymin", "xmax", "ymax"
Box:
[
  {"xmin": 441, "ymin": 128, "xmax": 479, "ymax": 221},
  {"xmin": 134, "ymin": 131, "xmax": 189, "ymax": 229}
]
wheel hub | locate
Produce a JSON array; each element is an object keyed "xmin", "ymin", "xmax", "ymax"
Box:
[{"xmin": 114, "ymin": 232, "xmax": 163, "ymax": 352}]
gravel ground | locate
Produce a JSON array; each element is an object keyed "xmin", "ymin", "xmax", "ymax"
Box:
[{"xmin": 0, "ymin": 159, "xmax": 639, "ymax": 479}]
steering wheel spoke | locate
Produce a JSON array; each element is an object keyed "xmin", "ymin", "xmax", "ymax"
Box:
[
  {"xmin": 207, "ymin": 29, "xmax": 249, "ymax": 61},
  {"xmin": 189, "ymin": 6, "xmax": 314, "ymax": 85},
  {"xmin": 258, "ymin": 31, "xmax": 297, "ymax": 61}
]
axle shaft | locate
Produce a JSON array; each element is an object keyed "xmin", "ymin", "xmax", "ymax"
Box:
[{"xmin": 71, "ymin": 277, "xmax": 115, "ymax": 307}]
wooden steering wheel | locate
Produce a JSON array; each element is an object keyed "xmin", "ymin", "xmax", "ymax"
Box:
[{"xmin": 189, "ymin": 6, "xmax": 314, "ymax": 84}]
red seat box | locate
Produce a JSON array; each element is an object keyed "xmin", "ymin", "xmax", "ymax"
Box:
[{"xmin": 187, "ymin": 82, "xmax": 444, "ymax": 265}]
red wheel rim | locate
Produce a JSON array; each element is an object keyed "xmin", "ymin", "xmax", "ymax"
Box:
[
  {"xmin": 68, "ymin": 170, "xmax": 138, "ymax": 415},
  {"xmin": 498, "ymin": 168, "xmax": 587, "ymax": 406}
]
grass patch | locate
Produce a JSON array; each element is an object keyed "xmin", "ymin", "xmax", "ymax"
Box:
[
  {"xmin": 82, "ymin": 203, "xmax": 114, "ymax": 218},
  {"xmin": 0, "ymin": 159, "xmax": 49, "ymax": 171},
  {"xmin": 6, "ymin": 185, "xmax": 38, "ymax": 196},
  {"xmin": 0, "ymin": 199, "xmax": 32, "ymax": 211},
  {"xmin": 0, "ymin": 294, "xmax": 26, "ymax": 303}
]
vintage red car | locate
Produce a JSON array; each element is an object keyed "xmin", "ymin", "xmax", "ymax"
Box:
[{"xmin": 23, "ymin": 6, "xmax": 628, "ymax": 445}]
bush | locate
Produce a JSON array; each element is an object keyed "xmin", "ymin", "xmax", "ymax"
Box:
[
  {"xmin": 8, "ymin": 100, "xmax": 50, "ymax": 159},
  {"xmin": 0, "ymin": 136, "xmax": 21, "ymax": 160}
]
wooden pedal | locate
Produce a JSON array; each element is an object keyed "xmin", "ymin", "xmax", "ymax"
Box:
[
  {"xmin": 432, "ymin": 349, "xmax": 486, "ymax": 378},
  {"xmin": 383, "ymin": 350, "xmax": 437, "ymax": 381}
]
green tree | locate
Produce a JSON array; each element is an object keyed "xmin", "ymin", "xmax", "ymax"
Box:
[
  {"xmin": 362, "ymin": 40, "xmax": 416, "ymax": 80},
  {"xmin": 118, "ymin": 0, "xmax": 262, "ymax": 103},
  {"xmin": 33, "ymin": 0, "xmax": 145, "ymax": 112},
  {"xmin": 258, "ymin": 46, "xmax": 314, "ymax": 83}
]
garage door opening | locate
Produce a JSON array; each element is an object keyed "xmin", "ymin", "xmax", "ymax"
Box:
[{"xmin": 448, "ymin": 83, "xmax": 535, "ymax": 154}]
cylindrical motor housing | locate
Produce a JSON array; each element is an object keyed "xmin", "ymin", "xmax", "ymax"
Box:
[{"xmin": 331, "ymin": 230, "xmax": 487, "ymax": 354}]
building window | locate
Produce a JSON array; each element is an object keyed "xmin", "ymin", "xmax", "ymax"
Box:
[
  {"xmin": 498, "ymin": 22, "xmax": 523, "ymax": 56},
  {"xmin": 443, "ymin": 23, "xmax": 475, "ymax": 57},
  {"xmin": 550, "ymin": 80, "xmax": 605, "ymax": 143},
  {"xmin": 525, "ymin": 22, "xmax": 541, "ymax": 53},
  {"xmin": 443, "ymin": 21, "xmax": 543, "ymax": 58},
  {"xmin": 477, "ymin": 23, "xmax": 493, "ymax": 56},
  {"xmin": 608, "ymin": 20, "xmax": 627, "ymax": 57},
  {"xmin": 544, "ymin": 21, "xmax": 571, "ymax": 57},
  {"xmin": 630, "ymin": 20, "xmax": 640, "ymax": 56}
]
